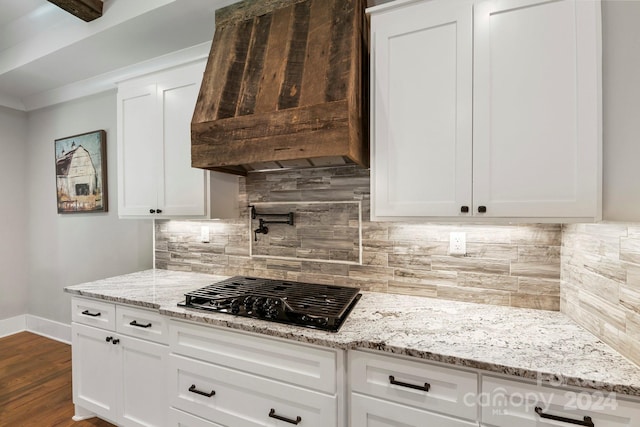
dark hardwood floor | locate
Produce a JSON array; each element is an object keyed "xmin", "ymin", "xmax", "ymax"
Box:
[{"xmin": 0, "ymin": 331, "xmax": 116, "ymax": 427}]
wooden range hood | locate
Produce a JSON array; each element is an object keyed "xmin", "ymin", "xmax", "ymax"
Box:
[{"xmin": 191, "ymin": 0, "xmax": 368, "ymax": 175}]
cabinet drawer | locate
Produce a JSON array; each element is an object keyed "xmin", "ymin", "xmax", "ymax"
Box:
[
  {"xmin": 349, "ymin": 350, "xmax": 477, "ymax": 421},
  {"xmin": 116, "ymin": 305, "xmax": 168, "ymax": 344},
  {"xmin": 72, "ymin": 297, "xmax": 116, "ymax": 330},
  {"xmin": 482, "ymin": 376, "xmax": 640, "ymax": 427},
  {"xmin": 351, "ymin": 393, "xmax": 477, "ymax": 427},
  {"xmin": 168, "ymin": 408, "xmax": 224, "ymax": 427},
  {"xmin": 169, "ymin": 354, "xmax": 337, "ymax": 427},
  {"xmin": 170, "ymin": 320, "xmax": 338, "ymax": 394}
]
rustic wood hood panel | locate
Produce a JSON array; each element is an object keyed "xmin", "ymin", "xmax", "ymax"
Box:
[{"xmin": 192, "ymin": 0, "xmax": 368, "ymax": 175}]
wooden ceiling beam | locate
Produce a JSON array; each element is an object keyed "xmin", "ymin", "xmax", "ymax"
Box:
[{"xmin": 47, "ymin": 0, "xmax": 103, "ymax": 22}]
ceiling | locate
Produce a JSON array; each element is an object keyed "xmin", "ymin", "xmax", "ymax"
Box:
[{"xmin": 0, "ymin": 0, "xmax": 238, "ymax": 111}]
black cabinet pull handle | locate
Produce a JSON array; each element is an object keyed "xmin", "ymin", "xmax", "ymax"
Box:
[
  {"xmin": 461, "ymin": 206, "xmax": 469, "ymax": 213},
  {"xmin": 268, "ymin": 409, "xmax": 301, "ymax": 425},
  {"xmin": 535, "ymin": 407, "xmax": 594, "ymax": 427},
  {"xmin": 112, "ymin": 338, "xmax": 120, "ymax": 345},
  {"xmin": 389, "ymin": 375, "xmax": 431, "ymax": 392},
  {"xmin": 478, "ymin": 205, "xmax": 487, "ymax": 213},
  {"xmin": 149, "ymin": 209, "xmax": 156, "ymax": 214},
  {"xmin": 188, "ymin": 384, "xmax": 215, "ymax": 398},
  {"xmin": 129, "ymin": 320, "xmax": 152, "ymax": 328},
  {"xmin": 156, "ymin": 209, "xmax": 162, "ymax": 214},
  {"xmin": 105, "ymin": 336, "xmax": 113, "ymax": 342},
  {"xmin": 81, "ymin": 310, "xmax": 101, "ymax": 317}
]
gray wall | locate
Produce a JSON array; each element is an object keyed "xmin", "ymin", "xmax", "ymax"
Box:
[
  {"xmin": 0, "ymin": 106, "xmax": 28, "ymax": 320},
  {"xmin": 602, "ymin": 0, "xmax": 640, "ymax": 222},
  {"xmin": 26, "ymin": 91, "xmax": 153, "ymax": 324}
]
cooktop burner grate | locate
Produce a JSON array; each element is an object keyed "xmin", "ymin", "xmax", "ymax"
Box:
[{"xmin": 178, "ymin": 276, "xmax": 361, "ymax": 332}]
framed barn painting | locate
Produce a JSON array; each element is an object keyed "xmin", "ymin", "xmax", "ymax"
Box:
[{"xmin": 55, "ymin": 130, "xmax": 108, "ymax": 213}]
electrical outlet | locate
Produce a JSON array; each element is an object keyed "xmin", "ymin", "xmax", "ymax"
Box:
[
  {"xmin": 200, "ymin": 226, "xmax": 210, "ymax": 243},
  {"xmin": 449, "ymin": 232, "xmax": 466, "ymax": 255}
]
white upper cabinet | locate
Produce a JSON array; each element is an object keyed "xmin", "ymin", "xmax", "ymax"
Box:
[
  {"xmin": 473, "ymin": 0, "xmax": 601, "ymax": 220},
  {"xmin": 117, "ymin": 61, "xmax": 238, "ymax": 219},
  {"xmin": 370, "ymin": 0, "xmax": 473, "ymax": 219},
  {"xmin": 369, "ymin": 0, "xmax": 602, "ymax": 222}
]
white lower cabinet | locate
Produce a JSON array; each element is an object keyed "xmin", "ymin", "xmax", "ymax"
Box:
[
  {"xmin": 72, "ymin": 322, "xmax": 120, "ymax": 422},
  {"xmin": 481, "ymin": 376, "xmax": 640, "ymax": 427},
  {"xmin": 71, "ymin": 298, "xmax": 169, "ymax": 427},
  {"xmin": 168, "ymin": 320, "xmax": 343, "ymax": 427},
  {"xmin": 71, "ymin": 300, "xmax": 640, "ymax": 427},
  {"xmin": 120, "ymin": 337, "xmax": 168, "ymax": 427},
  {"xmin": 169, "ymin": 354, "xmax": 337, "ymax": 426},
  {"xmin": 349, "ymin": 350, "xmax": 479, "ymax": 426},
  {"xmin": 351, "ymin": 394, "xmax": 478, "ymax": 427}
]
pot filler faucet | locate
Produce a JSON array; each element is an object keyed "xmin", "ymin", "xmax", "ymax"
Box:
[{"xmin": 250, "ymin": 206, "xmax": 295, "ymax": 241}]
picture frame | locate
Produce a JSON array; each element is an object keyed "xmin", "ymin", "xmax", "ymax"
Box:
[{"xmin": 55, "ymin": 130, "xmax": 108, "ymax": 213}]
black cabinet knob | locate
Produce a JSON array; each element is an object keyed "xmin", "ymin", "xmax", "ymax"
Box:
[
  {"xmin": 112, "ymin": 338, "xmax": 120, "ymax": 345},
  {"xmin": 478, "ymin": 206, "xmax": 487, "ymax": 213},
  {"xmin": 105, "ymin": 336, "xmax": 113, "ymax": 342},
  {"xmin": 156, "ymin": 209, "xmax": 162, "ymax": 214},
  {"xmin": 460, "ymin": 206, "xmax": 469, "ymax": 213},
  {"xmin": 149, "ymin": 209, "xmax": 156, "ymax": 214}
]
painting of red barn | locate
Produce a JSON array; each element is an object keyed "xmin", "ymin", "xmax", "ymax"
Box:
[{"xmin": 55, "ymin": 130, "xmax": 108, "ymax": 213}]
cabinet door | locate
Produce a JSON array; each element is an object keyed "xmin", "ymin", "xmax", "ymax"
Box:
[
  {"xmin": 157, "ymin": 63, "xmax": 208, "ymax": 216},
  {"xmin": 371, "ymin": 0, "xmax": 473, "ymax": 219},
  {"xmin": 351, "ymin": 393, "xmax": 477, "ymax": 427},
  {"xmin": 120, "ymin": 336, "xmax": 169, "ymax": 427},
  {"xmin": 473, "ymin": 0, "xmax": 601, "ymax": 219},
  {"xmin": 72, "ymin": 323, "xmax": 120, "ymax": 421},
  {"xmin": 117, "ymin": 83, "xmax": 160, "ymax": 216}
]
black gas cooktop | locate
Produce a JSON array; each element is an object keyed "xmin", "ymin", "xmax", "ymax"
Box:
[{"xmin": 178, "ymin": 276, "xmax": 361, "ymax": 332}]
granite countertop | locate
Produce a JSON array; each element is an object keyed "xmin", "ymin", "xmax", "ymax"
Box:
[{"xmin": 64, "ymin": 269, "xmax": 640, "ymax": 397}]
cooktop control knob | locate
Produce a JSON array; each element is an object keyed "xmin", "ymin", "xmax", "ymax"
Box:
[
  {"xmin": 263, "ymin": 298, "xmax": 281, "ymax": 319},
  {"xmin": 253, "ymin": 297, "xmax": 266, "ymax": 316},
  {"xmin": 230, "ymin": 298, "xmax": 240, "ymax": 314}
]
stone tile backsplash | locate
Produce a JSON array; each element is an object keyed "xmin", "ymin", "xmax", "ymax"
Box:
[
  {"xmin": 156, "ymin": 166, "xmax": 562, "ymax": 311},
  {"xmin": 250, "ymin": 201, "xmax": 362, "ymax": 264},
  {"xmin": 562, "ymin": 223, "xmax": 640, "ymax": 366}
]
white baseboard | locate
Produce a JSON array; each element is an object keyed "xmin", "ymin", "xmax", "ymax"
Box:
[
  {"xmin": 0, "ymin": 315, "xmax": 27, "ymax": 338},
  {"xmin": 0, "ymin": 314, "xmax": 71, "ymax": 344},
  {"xmin": 26, "ymin": 315, "xmax": 72, "ymax": 344}
]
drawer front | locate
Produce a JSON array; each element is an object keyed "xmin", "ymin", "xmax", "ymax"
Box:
[
  {"xmin": 169, "ymin": 354, "xmax": 338, "ymax": 427},
  {"xmin": 116, "ymin": 305, "xmax": 168, "ymax": 344},
  {"xmin": 482, "ymin": 376, "xmax": 640, "ymax": 427},
  {"xmin": 72, "ymin": 297, "xmax": 116, "ymax": 330},
  {"xmin": 351, "ymin": 393, "xmax": 478, "ymax": 427},
  {"xmin": 170, "ymin": 320, "xmax": 337, "ymax": 394},
  {"xmin": 168, "ymin": 408, "xmax": 224, "ymax": 427},
  {"xmin": 349, "ymin": 350, "xmax": 478, "ymax": 421}
]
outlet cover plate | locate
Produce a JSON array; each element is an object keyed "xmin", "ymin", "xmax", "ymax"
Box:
[{"xmin": 449, "ymin": 232, "xmax": 466, "ymax": 255}]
